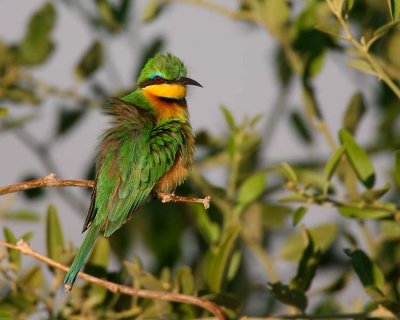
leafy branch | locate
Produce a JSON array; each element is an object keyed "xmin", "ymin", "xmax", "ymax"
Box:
[{"xmin": 0, "ymin": 239, "xmax": 227, "ymax": 320}]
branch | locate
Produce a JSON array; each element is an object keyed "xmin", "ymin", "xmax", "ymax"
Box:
[
  {"xmin": 0, "ymin": 240, "xmax": 227, "ymax": 320},
  {"xmin": 0, "ymin": 173, "xmax": 211, "ymax": 208}
]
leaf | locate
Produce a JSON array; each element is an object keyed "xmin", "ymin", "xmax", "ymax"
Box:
[
  {"xmin": 19, "ymin": 266, "xmax": 44, "ymax": 289},
  {"xmin": 262, "ymin": 0, "xmax": 290, "ymax": 37},
  {"xmin": 279, "ymin": 162, "xmax": 298, "ymax": 183},
  {"xmin": 95, "ymin": 0, "xmax": 121, "ymax": 32},
  {"xmin": 3, "ymin": 227, "xmax": 21, "ymax": 270},
  {"xmin": 345, "ymin": 248, "xmax": 385, "ymax": 291},
  {"xmin": 56, "ymin": 107, "xmax": 87, "ymax": 136},
  {"xmin": 87, "ymin": 236, "xmax": 110, "ymax": 270},
  {"xmin": 0, "ymin": 311, "xmax": 13, "ymax": 320},
  {"xmin": 347, "ymin": 59, "xmax": 377, "ymax": 76},
  {"xmin": 205, "ymin": 224, "xmax": 240, "ymax": 292},
  {"xmin": 371, "ymin": 21, "xmax": 400, "ymax": 43},
  {"xmin": 315, "ymin": 23, "xmax": 341, "ymax": 38},
  {"xmin": 338, "ymin": 206, "xmax": 392, "ymax": 219},
  {"xmin": 290, "ymin": 229, "xmax": 321, "ymax": 292},
  {"xmin": 15, "ymin": 2, "xmax": 56, "ymax": 65},
  {"xmin": 289, "ymin": 111, "xmax": 313, "ymax": 144},
  {"xmin": 200, "ymin": 292, "xmax": 242, "ymax": 311},
  {"xmin": 237, "ymin": 171, "xmax": 267, "ymax": 207},
  {"xmin": 46, "ymin": 204, "xmax": 64, "ymax": 263},
  {"xmin": 227, "ymin": 250, "xmax": 241, "ymax": 281},
  {"xmin": 4, "ymin": 210, "xmax": 40, "ymax": 221},
  {"xmin": 267, "ymin": 282, "xmax": 307, "ymax": 311},
  {"xmin": 280, "ymin": 223, "xmax": 338, "ymax": 261},
  {"xmin": 388, "ymin": 0, "xmax": 400, "ymax": 20},
  {"xmin": 343, "ymin": 92, "xmax": 366, "ymax": 135},
  {"xmin": 395, "ymin": 150, "xmax": 400, "ymax": 187},
  {"xmin": 75, "ymin": 41, "xmax": 103, "ymax": 79},
  {"xmin": 142, "ymin": 0, "xmax": 165, "ymax": 22},
  {"xmin": 361, "ymin": 183, "xmax": 391, "ymax": 201},
  {"xmin": 339, "ymin": 129, "xmax": 375, "ymax": 188},
  {"xmin": 173, "ymin": 266, "xmax": 194, "ymax": 295},
  {"xmin": 262, "ymin": 203, "xmax": 292, "ymax": 229},
  {"xmin": 380, "ymin": 221, "xmax": 400, "ymax": 240},
  {"xmin": 292, "ymin": 206, "xmax": 307, "ymax": 226},
  {"xmin": 191, "ymin": 204, "xmax": 220, "ymax": 245},
  {"xmin": 221, "ymin": 106, "xmax": 236, "ymax": 131},
  {"xmin": 323, "ymin": 146, "xmax": 346, "ymax": 183},
  {"xmin": 345, "ymin": 0, "xmax": 355, "ymax": 13}
]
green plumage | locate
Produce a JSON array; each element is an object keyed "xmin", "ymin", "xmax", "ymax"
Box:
[{"xmin": 64, "ymin": 53, "xmax": 199, "ymax": 290}]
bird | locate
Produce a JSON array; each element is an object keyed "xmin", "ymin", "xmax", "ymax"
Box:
[{"xmin": 64, "ymin": 53, "xmax": 202, "ymax": 291}]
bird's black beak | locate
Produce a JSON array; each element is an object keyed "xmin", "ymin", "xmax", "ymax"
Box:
[{"xmin": 179, "ymin": 77, "xmax": 203, "ymax": 88}]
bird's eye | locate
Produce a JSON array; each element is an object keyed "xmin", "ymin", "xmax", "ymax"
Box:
[{"xmin": 154, "ymin": 75, "xmax": 163, "ymax": 83}]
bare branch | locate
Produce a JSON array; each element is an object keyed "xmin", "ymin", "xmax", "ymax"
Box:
[
  {"xmin": 0, "ymin": 240, "xmax": 227, "ymax": 320},
  {"xmin": 0, "ymin": 173, "xmax": 211, "ymax": 208}
]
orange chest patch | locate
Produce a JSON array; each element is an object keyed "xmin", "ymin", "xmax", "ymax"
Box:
[
  {"xmin": 144, "ymin": 92, "xmax": 187, "ymax": 120},
  {"xmin": 156, "ymin": 156, "xmax": 189, "ymax": 193}
]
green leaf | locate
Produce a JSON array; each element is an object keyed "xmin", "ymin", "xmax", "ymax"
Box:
[
  {"xmin": 371, "ymin": 21, "xmax": 400, "ymax": 43},
  {"xmin": 380, "ymin": 221, "xmax": 400, "ymax": 240},
  {"xmin": 87, "ymin": 236, "xmax": 110, "ymax": 269},
  {"xmin": 323, "ymin": 146, "xmax": 346, "ymax": 183},
  {"xmin": 205, "ymin": 224, "xmax": 240, "ymax": 292},
  {"xmin": 19, "ymin": 266, "xmax": 43, "ymax": 289},
  {"xmin": 191, "ymin": 204, "xmax": 220, "ymax": 245},
  {"xmin": 173, "ymin": 266, "xmax": 194, "ymax": 295},
  {"xmin": 343, "ymin": 92, "xmax": 366, "ymax": 135},
  {"xmin": 237, "ymin": 171, "xmax": 267, "ymax": 207},
  {"xmin": 262, "ymin": 0, "xmax": 290, "ymax": 37},
  {"xmin": 280, "ymin": 223, "xmax": 338, "ymax": 261},
  {"xmin": 95, "ymin": 0, "xmax": 121, "ymax": 32},
  {"xmin": 360, "ymin": 183, "xmax": 391, "ymax": 201},
  {"xmin": 4, "ymin": 210, "xmax": 40, "ymax": 221},
  {"xmin": 388, "ymin": 0, "xmax": 400, "ymax": 20},
  {"xmin": 345, "ymin": 0, "xmax": 355, "ymax": 13},
  {"xmin": 142, "ymin": 0, "xmax": 165, "ymax": 22},
  {"xmin": 279, "ymin": 162, "xmax": 298, "ymax": 183},
  {"xmin": 338, "ymin": 206, "xmax": 392, "ymax": 219},
  {"xmin": 200, "ymin": 292, "xmax": 242, "ymax": 311},
  {"xmin": 221, "ymin": 106, "xmax": 236, "ymax": 131},
  {"xmin": 289, "ymin": 111, "xmax": 313, "ymax": 144},
  {"xmin": 347, "ymin": 59, "xmax": 377, "ymax": 76},
  {"xmin": 227, "ymin": 250, "xmax": 242, "ymax": 281},
  {"xmin": 46, "ymin": 204, "xmax": 64, "ymax": 263},
  {"xmin": 345, "ymin": 248, "xmax": 385, "ymax": 291},
  {"xmin": 56, "ymin": 107, "xmax": 87, "ymax": 136},
  {"xmin": 75, "ymin": 41, "xmax": 103, "ymax": 79},
  {"xmin": 0, "ymin": 311, "xmax": 13, "ymax": 320},
  {"xmin": 315, "ymin": 23, "xmax": 341, "ymax": 38},
  {"xmin": 15, "ymin": 2, "xmax": 56, "ymax": 65},
  {"xmin": 395, "ymin": 150, "xmax": 400, "ymax": 187},
  {"xmin": 339, "ymin": 129, "xmax": 375, "ymax": 188},
  {"xmin": 290, "ymin": 229, "xmax": 321, "ymax": 292},
  {"xmin": 267, "ymin": 282, "xmax": 307, "ymax": 311},
  {"xmin": 292, "ymin": 206, "xmax": 307, "ymax": 226},
  {"xmin": 3, "ymin": 227, "xmax": 21, "ymax": 270},
  {"xmin": 262, "ymin": 203, "xmax": 292, "ymax": 229}
]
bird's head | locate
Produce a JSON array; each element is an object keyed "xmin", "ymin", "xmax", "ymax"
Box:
[{"xmin": 138, "ymin": 53, "xmax": 202, "ymax": 100}]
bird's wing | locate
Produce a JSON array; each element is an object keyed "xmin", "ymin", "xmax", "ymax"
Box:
[{"xmin": 83, "ymin": 99, "xmax": 184, "ymax": 237}]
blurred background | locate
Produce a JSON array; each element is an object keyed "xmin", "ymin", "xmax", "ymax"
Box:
[{"xmin": 1, "ymin": 0, "xmax": 400, "ymax": 319}]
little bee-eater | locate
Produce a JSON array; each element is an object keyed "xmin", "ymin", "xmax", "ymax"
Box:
[{"xmin": 64, "ymin": 53, "xmax": 202, "ymax": 290}]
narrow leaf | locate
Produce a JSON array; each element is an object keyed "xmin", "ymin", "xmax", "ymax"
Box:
[
  {"xmin": 267, "ymin": 282, "xmax": 307, "ymax": 311},
  {"xmin": 339, "ymin": 129, "xmax": 375, "ymax": 188},
  {"xmin": 345, "ymin": 248, "xmax": 385, "ymax": 290},
  {"xmin": 221, "ymin": 106, "xmax": 236, "ymax": 131},
  {"xmin": 0, "ymin": 107, "xmax": 8, "ymax": 118},
  {"xmin": 75, "ymin": 41, "xmax": 103, "ymax": 79},
  {"xmin": 237, "ymin": 171, "xmax": 267, "ymax": 207},
  {"xmin": 338, "ymin": 206, "xmax": 392, "ymax": 219},
  {"xmin": 388, "ymin": 0, "xmax": 400, "ymax": 20},
  {"xmin": 3, "ymin": 227, "xmax": 21, "ymax": 270},
  {"xmin": 323, "ymin": 146, "xmax": 346, "ymax": 183},
  {"xmin": 292, "ymin": 206, "xmax": 307, "ymax": 226},
  {"xmin": 46, "ymin": 204, "xmax": 64, "ymax": 262},
  {"xmin": 347, "ymin": 60, "xmax": 377, "ymax": 76},
  {"xmin": 343, "ymin": 92, "xmax": 366, "ymax": 135}
]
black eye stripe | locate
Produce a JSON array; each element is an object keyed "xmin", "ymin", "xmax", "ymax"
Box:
[{"xmin": 139, "ymin": 77, "xmax": 173, "ymax": 88}]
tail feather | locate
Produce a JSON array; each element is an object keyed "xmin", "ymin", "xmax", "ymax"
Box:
[{"xmin": 64, "ymin": 224, "xmax": 101, "ymax": 291}]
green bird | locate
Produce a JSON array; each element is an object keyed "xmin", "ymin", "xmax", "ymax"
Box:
[{"xmin": 64, "ymin": 53, "xmax": 202, "ymax": 290}]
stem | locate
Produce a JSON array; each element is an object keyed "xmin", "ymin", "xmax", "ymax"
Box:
[{"xmin": 0, "ymin": 240, "xmax": 227, "ymax": 320}]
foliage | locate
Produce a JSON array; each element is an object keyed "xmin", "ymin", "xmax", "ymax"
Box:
[{"xmin": 2, "ymin": 0, "xmax": 400, "ymax": 319}]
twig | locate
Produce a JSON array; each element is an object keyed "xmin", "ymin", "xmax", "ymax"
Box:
[
  {"xmin": 0, "ymin": 240, "xmax": 226, "ymax": 320},
  {"xmin": 156, "ymin": 191, "xmax": 211, "ymax": 210},
  {"xmin": 0, "ymin": 173, "xmax": 211, "ymax": 209}
]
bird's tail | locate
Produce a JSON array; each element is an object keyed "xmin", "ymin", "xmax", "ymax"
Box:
[{"xmin": 64, "ymin": 223, "xmax": 101, "ymax": 291}]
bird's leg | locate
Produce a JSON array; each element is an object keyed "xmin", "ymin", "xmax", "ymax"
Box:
[{"xmin": 156, "ymin": 191, "xmax": 211, "ymax": 210}]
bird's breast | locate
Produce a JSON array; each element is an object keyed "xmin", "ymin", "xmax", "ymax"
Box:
[{"xmin": 155, "ymin": 155, "xmax": 189, "ymax": 193}]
